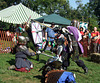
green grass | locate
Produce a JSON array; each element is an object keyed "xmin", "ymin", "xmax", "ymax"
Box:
[{"xmin": 0, "ymin": 51, "xmax": 100, "ymax": 83}]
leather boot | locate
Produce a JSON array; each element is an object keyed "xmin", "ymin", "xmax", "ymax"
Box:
[{"xmin": 84, "ymin": 67, "xmax": 88, "ymax": 74}]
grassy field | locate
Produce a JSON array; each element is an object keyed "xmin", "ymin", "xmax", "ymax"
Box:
[{"xmin": 0, "ymin": 51, "xmax": 100, "ymax": 83}]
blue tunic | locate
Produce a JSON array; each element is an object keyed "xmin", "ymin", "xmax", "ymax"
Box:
[{"xmin": 45, "ymin": 27, "xmax": 56, "ymax": 41}]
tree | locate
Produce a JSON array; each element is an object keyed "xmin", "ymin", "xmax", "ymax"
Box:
[
  {"xmin": 22, "ymin": 0, "xmax": 71, "ymax": 20},
  {"xmin": 89, "ymin": 0, "xmax": 100, "ymax": 28},
  {"xmin": 3, "ymin": 0, "xmax": 21, "ymax": 6},
  {"xmin": 94, "ymin": 0, "xmax": 100, "ymax": 28},
  {"xmin": 0, "ymin": 0, "xmax": 7, "ymax": 10},
  {"xmin": 0, "ymin": 0, "xmax": 99, "ymax": 31},
  {"xmin": 73, "ymin": 0, "xmax": 99, "ymax": 31}
]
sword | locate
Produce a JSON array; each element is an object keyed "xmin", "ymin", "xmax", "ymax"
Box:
[
  {"xmin": 28, "ymin": 48, "xmax": 54, "ymax": 58},
  {"xmin": 41, "ymin": 53, "xmax": 54, "ymax": 58}
]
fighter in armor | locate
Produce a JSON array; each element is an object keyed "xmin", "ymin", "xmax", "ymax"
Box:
[
  {"xmin": 62, "ymin": 20, "xmax": 88, "ymax": 74},
  {"xmin": 15, "ymin": 36, "xmax": 35, "ymax": 72},
  {"xmin": 21, "ymin": 22, "xmax": 40, "ymax": 61},
  {"xmin": 55, "ymin": 37, "xmax": 69, "ymax": 69},
  {"xmin": 8, "ymin": 36, "xmax": 35, "ymax": 72},
  {"xmin": 39, "ymin": 37, "xmax": 69, "ymax": 77}
]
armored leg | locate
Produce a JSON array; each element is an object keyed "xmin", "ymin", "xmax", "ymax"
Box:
[
  {"xmin": 72, "ymin": 46, "xmax": 88, "ymax": 74},
  {"xmin": 75, "ymin": 60, "xmax": 88, "ymax": 73}
]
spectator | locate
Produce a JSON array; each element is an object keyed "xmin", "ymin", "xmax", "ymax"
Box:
[
  {"xmin": 6, "ymin": 30, "xmax": 12, "ymax": 41},
  {"xmin": 81, "ymin": 31, "xmax": 89, "ymax": 57},
  {"xmin": 87, "ymin": 30, "xmax": 91, "ymax": 43},
  {"xmin": 16, "ymin": 24, "xmax": 24, "ymax": 33},
  {"xmin": 16, "ymin": 24, "xmax": 20, "ymax": 33},
  {"xmin": 79, "ymin": 27, "xmax": 84, "ymax": 36},
  {"xmin": 6, "ymin": 30, "xmax": 11, "ymax": 37},
  {"xmin": 91, "ymin": 27, "xmax": 99, "ymax": 53},
  {"xmin": 12, "ymin": 32, "xmax": 17, "ymax": 44},
  {"xmin": 86, "ymin": 30, "xmax": 91, "ymax": 55},
  {"xmin": 19, "ymin": 24, "xmax": 23, "ymax": 33}
]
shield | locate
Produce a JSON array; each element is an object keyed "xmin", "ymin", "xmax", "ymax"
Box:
[{"xmin": 31, "ymin": 22, "xmax": 42, "ymax": 44}]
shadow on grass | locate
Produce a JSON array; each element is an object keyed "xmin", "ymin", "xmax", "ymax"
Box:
[
  {"xmin": 69, "ymin": 69, "xmax": 83, "ymax": 73},
  {"xmin": 33, "ymin": 75, "xmax": 45, "ymax": 83},
  {"xmin": 7, "ymin": 59, "xmax": 15, "ymax": 65},
  {"xmin": 86, "ymin": 58, "xmax": 100, "ymax": 64},
  {"xmin": 85, "ymin": 57, "xmax": 94, "ymax": 62},
  {"xmin": 86, "ymin": 59, "xmax": 92, "ymax": 62},
  {"xmin": 27, "ymin": 56, "xmax": 36, "ymax": 60},
  {"xmin": 38, "ymin": 59, "xmax": 46, "ymax": 64}
]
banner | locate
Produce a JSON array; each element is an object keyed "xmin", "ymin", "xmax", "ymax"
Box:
[{"xmin": 79, "ymin": 22, "xmax": 88, "ymax": 32}]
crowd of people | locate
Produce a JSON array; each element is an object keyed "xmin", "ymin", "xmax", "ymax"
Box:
[
  {"xmin": 7, "ymin": 20, "xmax": 100, "ymax": 76},
  {"xmin": 6, "ymin": 23, "xmax": 29, "ymax": 43},
  {"xmin": 79, "ymin": 26, "xmax": 100, "ymax": 57},
  {"xmin": 5, "ymin": 20, "xmax": 95, "ymax": 83},
  {"xmin": 41, "ymin": 22, "xmax": 88, "ymax": 74},
  {"xmin": 42, "ymin": 23, "xmax": 100, "ymax": 58}
]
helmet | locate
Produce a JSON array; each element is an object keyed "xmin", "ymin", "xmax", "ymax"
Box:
[
  {"xmin": 71, "ymin": 20, "xmax": 79, "ymax": 28},
  {"xmin": 18, "ymin": 36, "xmax": 27, "ymax": 45}
]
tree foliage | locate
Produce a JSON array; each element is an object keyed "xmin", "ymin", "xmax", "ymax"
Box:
[
  {"xmin": 0, "ymin": 0, "xmax": 99, "ymax": 31},
  {"xmin": 0, "ymin": 0, "xmax": 7, "ymax": 10}
]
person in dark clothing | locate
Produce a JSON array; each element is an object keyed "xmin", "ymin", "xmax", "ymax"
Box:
[
  {"xmin": 62, "ymin": 24, "xmax": 88, "ymax": 74},
  {"xmin": 21, "ymin": 22, "xmax": 40, "ymax": 61},
  {"xmin": 8, "ymin": 36, "xmax": 35, "ymax": 72},
  {"xmin": 15, "ymin": 36, "xmax": 35, "ymax": 72}
]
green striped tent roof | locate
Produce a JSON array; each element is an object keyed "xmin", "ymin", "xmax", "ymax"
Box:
[{"xmin": 0, "ymin": 3, "xmax": 41, "ymax": 24}]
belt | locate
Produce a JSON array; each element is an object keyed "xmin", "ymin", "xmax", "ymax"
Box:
[
  {"xmin": 71, "ymin": 41, "xmax": 78, "ymax": 42},
  {"xmin": 48, "ymin": 37, "xmax": 54, "ymax": 39}
]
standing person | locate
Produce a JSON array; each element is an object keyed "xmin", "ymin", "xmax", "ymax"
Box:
[
  {"xmin": 91, "ymin": 27, "xmax": 99, "ymax": 53},
  {"xmin": 87, "ymin": 30, "xmax": 91, "ymax": 44},
  {"xmin": 62, "ymin": 21, "xmax": 88, "ymax": 74},
  {"xmin": 42, "ymin": 23, "xmax": 57, "ymax": 54},
  {"xmin": 19, "ymin": 24, "xmax": 23, "ymax": 33},
  {"xmin": 81, "ymin": 31, "xmax": 89, "ymax": 57},
  {"xmin": 86, "ymin": 30, "xmax": 91, "ymax": 55},
  {"xmin": 16, "ymin": 24, "xmax": 20, "ymax": 33},
  {"xmin": 79, "ymin": 27, "xmax": 84, "ymax": 52},
  {"xmin": 16, "ymin": 24, "xmax": 24, "ymax": 33},
  {"xmin": 79, "ymin": 27, "xmax": 84, "ymax": 36}
]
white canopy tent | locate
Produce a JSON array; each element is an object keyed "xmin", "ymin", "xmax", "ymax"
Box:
[{"xmin": 0, "ymin": 3, "xmax": 41, "ymax": 24}]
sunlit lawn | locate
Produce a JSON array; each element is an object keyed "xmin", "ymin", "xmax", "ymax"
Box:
[{"xmin": 0, "ymin": 51, "xmax": 100, "ymax": 83}]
